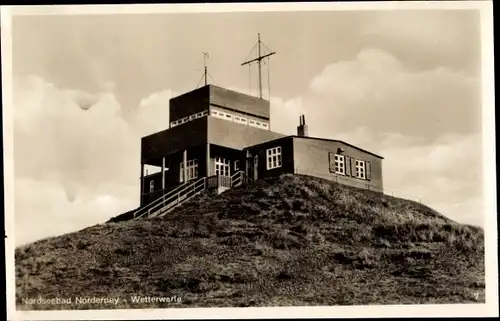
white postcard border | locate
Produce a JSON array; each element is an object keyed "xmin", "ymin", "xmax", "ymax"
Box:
[{"xmin": 2, "ymin": 1, "xmax": 497, "ymax": 320}]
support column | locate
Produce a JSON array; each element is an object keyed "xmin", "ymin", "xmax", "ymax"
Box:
[
  {"xmin": 161, "ymin": 156, "xmax": 166, "ymax": 190},
  {"xmin": 140, "ymin": 163, "xmax": 144, "ymax": 206},
  {"xmin": 245, "ymin": 150, "xmax": 251, "ymax": 180},
  {"xmin": 206, "ymin": 144, "xmax": 211, "ymax": 176},
  {"xmin": 183, "ymin": 149, "xmax": 188, "ymax": 183}
]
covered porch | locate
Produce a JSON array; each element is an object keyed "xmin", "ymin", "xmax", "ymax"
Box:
[{"xmin": 140, "ymin": 144, "xmax": 247, "ymax": 206}]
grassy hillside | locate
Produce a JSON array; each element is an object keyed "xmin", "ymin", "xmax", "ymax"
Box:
[{"xmin": 16, "ymin": 174, "xmax": 485, "ymax": 310}]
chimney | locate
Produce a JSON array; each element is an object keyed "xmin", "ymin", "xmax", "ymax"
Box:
[{"xmin": 297, "ymin": 114, "xmax": 308, "ymax": 137}]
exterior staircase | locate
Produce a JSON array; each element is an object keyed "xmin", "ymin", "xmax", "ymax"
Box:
[{"xmin": 133, "ymin": 170, "xmax": 247, "ymax": 219}]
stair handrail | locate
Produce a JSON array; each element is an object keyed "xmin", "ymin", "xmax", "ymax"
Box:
[
  {"xmin": 230, "ymin": 170, "xmax": 240, "ymax": 184},
  {"xmin": 149, "ymin": 177, "xmax": 207, "ymax": 218},
  {"xmin": 139, "ymin": 177, "xmax": 206, "ymax": 219},
  {"xmin": 133, "ymin": 180, "xmax": 191, "ymax": 218},
  {"xmin": 136, "ymin": 171, "xmax": 247, "ymax": 219},
  {"xmin": 231, "ymin": 170, "xmax": 246, "ymax": 187}
]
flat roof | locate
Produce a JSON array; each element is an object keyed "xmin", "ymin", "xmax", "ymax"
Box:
[
  {"xmin": 169, "ymin": 84, "xmax": 269, "ymax": 103},
  {"xmin": 245, "ymin": 135, "xmax": 384, "ymax": 159}
]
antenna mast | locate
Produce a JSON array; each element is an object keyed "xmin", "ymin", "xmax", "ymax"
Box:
[
  {"xmin": 203, "ymin": 52, "xmax": 209, "ymax": 86},
  {"xmin": 241, "ymin": 33, "xmax": 276, "ymax": 99},
  {"xmin": 196, "ymin": 52, "xmax": 212, "ymax": 89}
]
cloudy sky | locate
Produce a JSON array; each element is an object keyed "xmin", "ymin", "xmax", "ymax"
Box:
[{"xmin": 7, "ymin": 6, "xmax": 488, "ymax": 246}]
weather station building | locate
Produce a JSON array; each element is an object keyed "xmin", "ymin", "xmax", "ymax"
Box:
[{"xmin": 134, "ymin": 34, "xmax": 384, "ymax": 219}]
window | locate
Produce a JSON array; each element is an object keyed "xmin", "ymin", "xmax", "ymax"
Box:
[
  {"xmin": 215, "ymin": 157, "xmax": 230, "ymax": 176},
  {"xmin": 266, "ymin": 147, "xmax": 282, "ymax": 170},
  {"xmin": 334, "ymin": 154, "xmax": 345, "ymax": 175},
  {"xmin": 170, "ymin": 111, "xmax": 209, "ymax": 129},
  {"xmin": 355, "ymin": 160, "xmax": 366, "ymax": 179},
  {"xmin": 149, "ymin": 180, "xmax": 154, "ymax": 193},
  {"xmin": 211, "ymin": 110, "xmax": 218, "ymax": 116},
  {"xmin": 234, "ymin": 116, "xmax": 248, "ymax": 125},
  {"xmin": 225, "ymin": 114, "xmax": 233, "ymax": 120},
  {"xmin": 262, "ymin": 123, "xmax": 269, "ymax": 129},
  {"xmin": 180, "ymin": 159, "xmax": 199, "ymax": 183},
  {"xmin": 234, "ymin": 160, "xmax": 240, "ymax": 171}
]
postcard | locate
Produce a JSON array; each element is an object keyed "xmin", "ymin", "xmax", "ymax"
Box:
[{"xmin": 2, "ymin": 1, "xmax": 497, "ymax": 320}]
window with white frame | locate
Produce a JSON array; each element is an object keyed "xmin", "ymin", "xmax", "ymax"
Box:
[
  {"xmin": 334, "ymin": 154, "xmax": 345, "ymax": 175},
  {"xmin": 180, "ymin": 159, "xmax": 199, "ymax": 182},
  {"xmin": 215, "ymin": 157, "xmax": 230, "ymax": 176},
  {"xmin": 207, "ymin": 108, "xmax": 270, "ymax": 128},
  {"xmin": 355, "ymin": 159, "xmax": 366, "ymax": 179},
  {"xmin": 266, "ymin": 146, "xmax": 282, "ymax": 170},
  {"xmin": 234, "ymin": 116, "xmax": 248, "ymax": 125},
  {"xmin": 149, "ymin": 180, "xmax": 154, "ymax": 193},
  {"xmin": 234, "ymin": 160, "xmax": 240, "ymax": 171},
  {"xmin": 170, "ymin": 110, "xmax": 209, "ymax": 128}
]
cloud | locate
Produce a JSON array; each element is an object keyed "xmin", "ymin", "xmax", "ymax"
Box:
[
  {"xmin": 13, "ymin": 75, "xmax": 138, "ymax": 189},
  {"xmin": 133, "ymin": 89, "xmax": 179, "ymax": 136},
  {"xmin": 303, "ymin": 48, "xmax": 480, "ymax": 143},
  {"xmin": 63, "ymin": 89, "xmax": 102, "ymax": 111},
  {"xmin": 12, "ymin": 75, "xmax": 145, "ymax": 245},
  {"xmin": 12, "ymin": 75, "xmax": 187, "ymax": 246},
  {"xmin": 15, "ymin": 178, "xmax": 136, "ymax": 246},
  {"xmin": 269, "ymin": 96, "xmax": 305, "ymax": 135}
]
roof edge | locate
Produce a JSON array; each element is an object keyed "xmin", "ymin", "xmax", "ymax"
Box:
[{"xmin": 291, "ymin": 135, "xmax": 384, "ymax": 159}]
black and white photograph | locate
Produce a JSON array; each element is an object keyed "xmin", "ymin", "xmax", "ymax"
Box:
[{"xmin": 2, "ymin": 1, "xmax": 497, "ymax": 319}]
